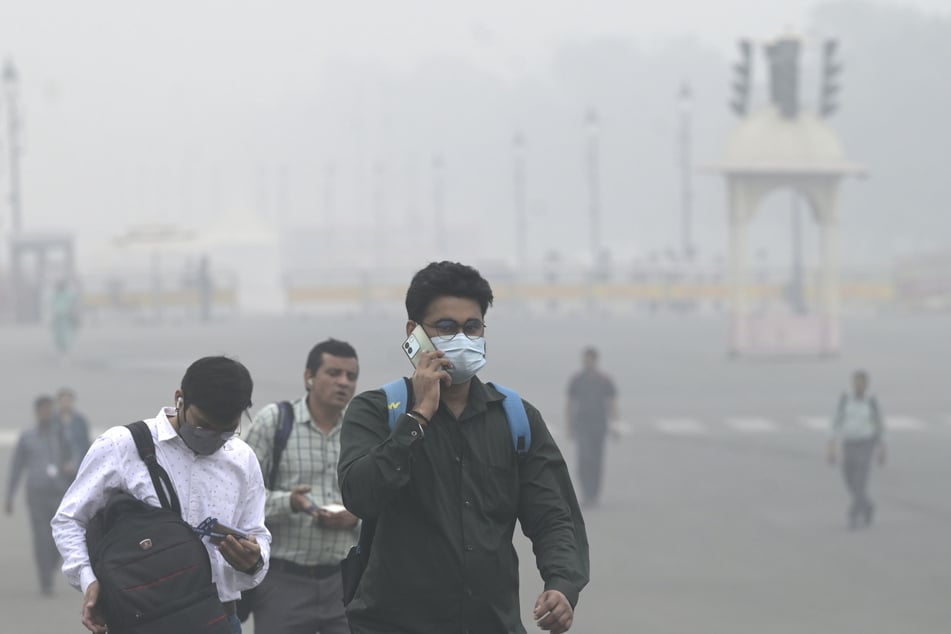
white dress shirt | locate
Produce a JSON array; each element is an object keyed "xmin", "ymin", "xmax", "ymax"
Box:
[{"xmin": 51, "ymin": 408, "xmax": 271, "ymax": 601}]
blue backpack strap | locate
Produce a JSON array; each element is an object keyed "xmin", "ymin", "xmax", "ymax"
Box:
[
  {"xmin": 491, "ymin": 383, "xmax": 531, "ymax": 454},
  {"xmin": 381, "ymin": 379, "xmax": 409, "ymax": 430}
]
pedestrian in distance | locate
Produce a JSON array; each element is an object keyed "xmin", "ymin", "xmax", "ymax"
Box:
[
  {"xmin": 243, "ymin": 338, "xmax": 360, "ymax": 633},
  {"xmin": 565, "ymin": 346, "xmax": 618, "ymax": 508},
  {"xmin": 5, "ymin": 395, "xmax": 74, "ymax": 596},
  {"xmin": 828, "ymin": 369, "xmax": 886, "ymax": 530},
  {"xmin": 55, "ymin": 387, "xmax": 92, "ymax": 472},
  {"xmin": 339, "ymin": 260, "xmax": 589, "ymax": 634}
]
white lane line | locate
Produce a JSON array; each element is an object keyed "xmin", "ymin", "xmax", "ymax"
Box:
[
  {"xmin": 653, "ymin": 418, "xmax": 707, "ymax": 435},
  {"xmin": 887, "ymin": 416, "xmax": 925, "ymax": 431},
  {"xmin": 725, "ymin": 417, "xmax": 779, "ymax": 433},
  {"xmin": 800, "ymin": 416, "xmax": 830, "ymax": 432},
  {"xmin": 0, "ymin": 431, "xmax": 18, "ymax": 448}
]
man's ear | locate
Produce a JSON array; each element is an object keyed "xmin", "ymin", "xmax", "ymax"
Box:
[
  {"xmin": 303, "ymin": 369, "xmax": 314, "ymax": 389},
  {"xmin": 405, "ymin": 321, "xmax": 417, "ymax": 337}
]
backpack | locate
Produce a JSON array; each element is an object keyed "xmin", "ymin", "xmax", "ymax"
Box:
[
  {"xmin": 341, "ymin": 379, "xmax": 530, "ymax": 606},
  {"xmin": 85, "ymin": 421, "xmax": 230, "ymax": 634},
  {"xmin": 236, "ymin": 401, "xmax": 294, "ymax": 623}
]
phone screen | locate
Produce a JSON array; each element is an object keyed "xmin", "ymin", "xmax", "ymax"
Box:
[{"xmin": 402, "ymin": 324, "xmax": 436, "ymax": 367}]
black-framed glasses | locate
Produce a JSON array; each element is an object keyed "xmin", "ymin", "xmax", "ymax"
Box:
[
  {"xmin": 181, "ymin": 405, "xmax": 241, "ymax": 439},
  {"xmin": 423, "ymin": 319, "xmax": 486, "ymax": 341}
]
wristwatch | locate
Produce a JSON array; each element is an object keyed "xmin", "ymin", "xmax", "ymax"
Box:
[{"xmin": 241, "ymin": 555, "xmax": 265, "ymax": 575}]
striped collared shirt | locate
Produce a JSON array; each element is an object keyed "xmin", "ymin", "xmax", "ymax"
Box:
[{"xmin": 244, "ymin": 397, "xmax": 357, "ymax": 566}]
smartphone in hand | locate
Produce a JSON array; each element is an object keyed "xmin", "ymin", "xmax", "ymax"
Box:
[
  {"xmin": 207, "ymin": 521, "xmax": 249, "ymax": 545},
  {"xmin": 402, "ymin": 324, "xmax": 437, "ymax": 368}
]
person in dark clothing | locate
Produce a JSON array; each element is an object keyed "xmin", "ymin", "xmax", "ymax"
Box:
[
  {"xmin": 565, "ymin": 347, "xmax": 617, "ymax": 507},
  {"xmin": 5, "ymin": 395, "xmax": 73, "ymax": 596},
  {"xmin": 339, "ymin": 261, "xmax": 589, "ymax": 634},
  {"xmin": 55, "ymin": 387, "xmax": 91, "ymax": 476}
]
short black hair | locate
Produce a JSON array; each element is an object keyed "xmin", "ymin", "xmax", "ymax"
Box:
[
  {"xmin": 405, "ymin": 261, "xmax": 494, "ymax": 323},
  {"xmin": 305, "ymin": 339, "xmax": 358, "ymax": 373},
  {"xmin": 34, "ymin": 395, "xmax": 54, "ymax": 410},
  {"xmin": 180, "ymin": 356, "xmax": 254, "ymax": 425}
]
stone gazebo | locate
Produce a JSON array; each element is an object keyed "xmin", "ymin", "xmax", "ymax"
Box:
[{"xmin": 714, "ymin": 108, "xmax": 865, "ymax": 356}]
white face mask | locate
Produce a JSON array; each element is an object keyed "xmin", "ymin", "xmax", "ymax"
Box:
[{"xmin": 431, "ymin": 335, "xmax": 486, "ymax": 384}]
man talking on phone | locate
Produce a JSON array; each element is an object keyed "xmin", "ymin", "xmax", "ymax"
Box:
[
  {"xmin": 339, "ymin": 261, "xmax": 589, "ymax": 634},
  {"xmin": 244, "ymin": 339, "xmax": 360, "ymax": 633}
]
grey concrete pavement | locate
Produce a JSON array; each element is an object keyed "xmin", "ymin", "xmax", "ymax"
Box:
[{"xmin": 1, "ymin": 312, "xmax": 949, "ymax": 632}]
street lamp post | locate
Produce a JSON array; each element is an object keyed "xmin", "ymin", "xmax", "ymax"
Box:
[
  {"xmin": 585, "ymin": 108, "xmax": 601, "ymax": 267},
  {"xmin": 512, "ymin": 132, "xmax": 527, "ymax": 271},
  {"xmin": 432, "ymin": 154, "xmax": 446, "ymax": 254},
  {"xmin": 3, "ymin": 59, "xmax": 22, "ymax": 236},
  {"xmin": 678, "ymin": 81, "xmax": 694, "ymax": 258}
]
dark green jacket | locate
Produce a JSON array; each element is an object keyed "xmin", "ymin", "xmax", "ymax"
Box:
[{"xmin": 339, "ymin": 377, "xmax": 589, "ymax": 634}]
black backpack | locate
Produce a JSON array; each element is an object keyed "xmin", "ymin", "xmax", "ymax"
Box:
[{"xmin": 85, "ymin": 421, "xmax": 230, "ymax": 634}]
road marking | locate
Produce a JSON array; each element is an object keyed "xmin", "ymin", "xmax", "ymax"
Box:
[
  {"xmin": 0, "ymin": 431, "xmax": 18, "ymax": 448},
  {"xmin": 653, "ymin": 418, "xmax": 707, "ymax": 435},
  {"xmin": 725, "ymin": 417, "xmax": 779, "ymax": 433},
  {"xmin": 800, "ymin": 416, "xmax": 830, "ymax": 431},
  {"xmin": 887, "ymin": 416, "xmax": 925, "ymax": 431}
]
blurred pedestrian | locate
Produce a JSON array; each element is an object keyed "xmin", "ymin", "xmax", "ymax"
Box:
[
  {"xmin": 50, "ymin": 279, "xmax": 81, "ymax": 356},
  {"xmin": 4, "ymin": 395, "xmax": 73, "ymax": 596},
  {"xmin": 339, "ymin": 261, "xmax": 589, "ymax": 634},
  {"xmin": 827, "ymin": 370, "xmax": 886, "ymax": 530},
  {"xmin": 55, "ymin": 387, "xmax": 91, "ymax": 473},
  {"xmin": 565, "ymin": 346, "xmax": 618, "ymax": 508},
  {"xmin": 243, "ymin": 339, "xmax": 360, "ymax": 632}
]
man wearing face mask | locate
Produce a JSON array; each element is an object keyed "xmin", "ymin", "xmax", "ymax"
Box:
[
  {"xmin": 52, "ymin": 356, "xmax": 271, "ymax": 634},
  {"xmin": 339, "ymin": 261, "xmax": 589, "ymax": 634}
]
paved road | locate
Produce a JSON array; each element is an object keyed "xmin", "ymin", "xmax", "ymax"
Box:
[{"xmin": 1, "ymin": 311, "xmax": 949, "ymax": 632}]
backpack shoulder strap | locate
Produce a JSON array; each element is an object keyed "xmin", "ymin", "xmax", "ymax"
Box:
[
  {"xmin": 126, "ymin": 421, "xmax": 181, "ymax": 514},
  {"xmin": 382, "ymin": 379, "xmax": 410, "ymax": 430},
  {"xmin": 268, "ymin": 401, "xmax": 295, "ymax": 488},
  {"xmin": 490, "ymin": 383, "xmax": 531, "ymax": 454}
]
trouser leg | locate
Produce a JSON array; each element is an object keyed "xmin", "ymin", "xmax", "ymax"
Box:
[
  {"xmin": 252, "ymin": 564, "xmax": 347, "ymax": 634},
  {"xmin": 28, "ymin": 491, "xmax": 62, "ymax": 593},
  {"xmin": 577, "ymin": 428, "xmax": 606, "ymax": 504},
  {"xmin": 842, "ymin": 440, "xmax": 875, "ymax": 525}
]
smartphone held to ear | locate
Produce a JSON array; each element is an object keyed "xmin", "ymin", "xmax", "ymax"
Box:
[{"xmin": 402, "ymin": 324, "xmax": 437, "ymax": 367}]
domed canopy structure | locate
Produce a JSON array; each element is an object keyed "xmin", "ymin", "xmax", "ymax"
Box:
[{"xmin": 716, "ymin": 108, "xmax": 865, "ymax": 176}]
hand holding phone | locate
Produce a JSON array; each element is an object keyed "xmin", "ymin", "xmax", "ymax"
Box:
[
  {"xmin": 402, "ymin": 325, "xmax": 452, "ymax": 420},
  {"xmin": 203, "ymin": 519, "xmax": 249, "ymax": 545}
]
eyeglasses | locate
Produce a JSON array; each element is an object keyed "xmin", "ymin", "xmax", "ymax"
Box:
[
  {"xmin": 423, "ymin": 319, "xmax": 486, "ymax": 341},
  {"xmin": 182, "ymin": 408, "xmax": 241, "ymax": 440}
]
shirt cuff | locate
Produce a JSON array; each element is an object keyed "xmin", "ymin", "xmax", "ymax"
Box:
[
  {"xmin": 391, "ymin": 415, "xmax": 425, "ymax": 447},
  {"xmin": 80, "ymin": 566, "xmax": 98, "ymax": 595},
  {"xmin": 544, "ymin": 578, "xmax": 580, "ymax": 609}
]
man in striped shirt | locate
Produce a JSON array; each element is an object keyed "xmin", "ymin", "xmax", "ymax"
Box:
[{"xmin": 244, "ymin": 339, "xmax": 360, "ymax": 633}]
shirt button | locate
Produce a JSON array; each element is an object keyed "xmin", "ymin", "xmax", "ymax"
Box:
[
  {"xmin": 465, "ymin": 544, "xmax": 473, "ymax": 552},
  {"xmin": 464, "ymin": 500, "xmax": 471, "ymax": 508},
  {"xmin": 395, "ymin": 466, "xmax": 402, "ymax": 471},
  {"xmin": 410, "ymin": 430, "xmax": 418, "ymax": 438},
  {"xmin": 454, "ymin": 456, "xmax": 461, "ymax": 463}
]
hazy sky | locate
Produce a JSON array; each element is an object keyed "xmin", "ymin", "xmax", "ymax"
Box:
[{"xmin": 0, "ymin": 0, "xmax": 947, "ymax": 274}]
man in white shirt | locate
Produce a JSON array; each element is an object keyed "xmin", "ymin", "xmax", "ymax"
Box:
[
  {"xmin": 828, "ymin": 370, "xmax": 886, "ymax": 530},
  {"xmin": 52, "ymin": 356, "xmax": 271, "ymax": 634}
]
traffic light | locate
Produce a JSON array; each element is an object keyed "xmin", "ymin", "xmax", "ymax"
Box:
[
  {"xmin": 729, "ymin": 39, "xmax": 753, "ymax": 117},
  {"xmin": 765, "ymin": 37, "xmax": 801, "ymax": 119},
  {"xmin": 819, "ymin": 39, "xmax": 842, "ymax": 117}
]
